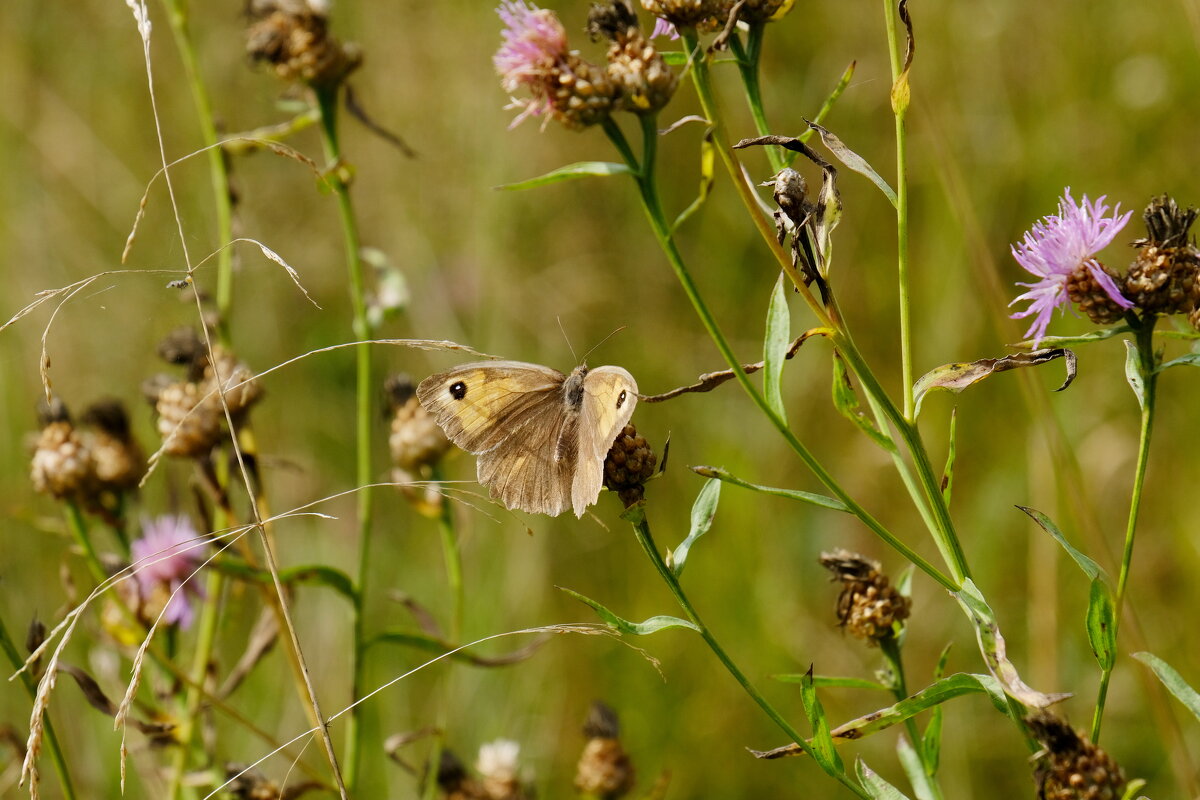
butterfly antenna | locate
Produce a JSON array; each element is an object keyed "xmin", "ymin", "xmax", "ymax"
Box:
[
  {"xmin": 579, "ymin": 326, "xmax": 627, "ymax": 366},
  {"xmin": 557, "ymin": 316, "xmax": 580, "ymax": 365}
]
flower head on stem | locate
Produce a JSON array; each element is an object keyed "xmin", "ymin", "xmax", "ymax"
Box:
[
  {"xmin": 130, "ymin": 515, "xmax": 207, "ymax": 629},
  {"xmin": 1009, "ymin": 189, "xmax": 1134, "ymax": 346}
]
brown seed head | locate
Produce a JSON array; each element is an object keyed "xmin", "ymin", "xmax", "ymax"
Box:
[
  {"xmin": 819, "ymin": 549, "xmax": 911, "ymax": 645},
  {"xmin": 575, "ymin": 702, "xmax": 634, "ymax": 798},
  {"xmin": 203, "ymin": 345, "xmax": 263, "ymax": 417},
  {"xmin": 603, "ymin": 423, "xmax": 657, "ymax": 508},
  {"xmin": 31, "ymin": 420, "xmax": 93, "ymax": 499},
  {"xmin": 740, "ymin": 0, "xmax": 793, "ymax": 22},
  {"xmin": 1065, "ymin": 262, "xmax": 1130, "ymax": 324},
  {"xmin": 604, "ymin": 29, "xmax": 677, "ymax": 114},
  {"xmin": 641, "ymin": 0, "xmax": 724, "ymax": 27},
  {"xmin": 246, "ymin": 1, "xmax": 361, "ymax": 87},
  {"xmin": 1028, "ymin": 713, "xmax": 1127, "ymax": 800},
  {"xmin": 155, "ymin": 381, "xmax": 223, "ymax": 458}
]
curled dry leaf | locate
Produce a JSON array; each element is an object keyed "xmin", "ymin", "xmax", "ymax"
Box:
[{"xmin": 913, "ymin": 348, "xmax": 1077, "ymax": 417}]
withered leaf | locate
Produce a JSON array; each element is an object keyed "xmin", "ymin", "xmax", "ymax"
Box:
[{"xmin": 913, "ymin": 348, "xmax": 1076, "ymax": 417}]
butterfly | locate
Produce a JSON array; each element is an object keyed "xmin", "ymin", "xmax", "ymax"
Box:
[{"xmin": 416, "ymin": 361, "xmax": 638, "ymax": 518}]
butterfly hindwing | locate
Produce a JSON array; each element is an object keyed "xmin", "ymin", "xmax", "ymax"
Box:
[{"xmin": 571, "ymin": 366, "xmax": 638, "ymax": 517}]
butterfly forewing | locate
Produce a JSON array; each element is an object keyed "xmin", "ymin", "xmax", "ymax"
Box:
[{"xmin": 416, "ymin": 361, "xmax": 565, "ymax": 454}]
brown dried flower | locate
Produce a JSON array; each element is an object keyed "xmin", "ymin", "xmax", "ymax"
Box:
[
  {"xmin": 819, "ymin": 550, "xmax": 911, "ymax": 644},
  {"xmin": 1028, "ymin": 713, "xmax": 1128, "ymax": 800},
  {"xmin": 246, "ymin": 0, "xmax": 361, "ymax": 87},
  {"xmin": 603, "ymin": 424, "xmax": 656, "ymax": 508},
  {"xmin": 575, "ymin": 702, "xmax": 635, "ymax": 799}
]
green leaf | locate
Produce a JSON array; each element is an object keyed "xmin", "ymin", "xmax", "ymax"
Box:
[
  {"xmin": 857, "ymin": 760, "xmax": 913, "ymax": 800},
  {"xmin": 558, "ymin": 587, "xmax": 700, "ymax": 636},
  {"xmin": 214, "ymin": 560, "xmax": 358, "ymax": 604},
  {"xmin": 495, "ymin": 161, "xmax": 634, "ymax": 191},
  {"xmin": 1086, "ymin": 578, "xmax": 1117, "ymax": 671},
  {"xmin": 896, "ymin": 736, "xmax": 937, "ymax": 800},
  {"xmin": 690, "ymin": 466, "xmax": 849, "ymax": 511},
  {"xmin": 670, "ymin": 478, "xmax": 721, "ymax": 577},
  {"xmin": 1011, "ymin": 326, "xmax": 1130, "ymax": 349},
  {"xmin": 941, "ymin": 409, "xmax": 957, "ymax": 506},
  {"xmin": 923, "ymin": 644, "xmax": 953, "ymax": 775},
  {"xmin": 672, "ymin": 128, "xmax": 716, "ymax": 232},
  {"xmin": 1119, "ymin": 779, "xmax": 1148, "ymax": 800},
  {"xmin": 954, "ymin": 580, "xmax": 1071, "ymax": 709},
  {"xmin": 660, "ymin": 50, "xmax": 688, "ymax": 66},
  {"xmin": 366, "ymin": 630, "xmax": 547, "ymax": 667},
  {"xmin": 1124, "ymin": 339, "xmax": 1145, "ymax": 409},
  {"xmin": 751, "ymin": 673, "xmax": 1008, "ymax": 762},
  {"xmin": 1134, "ymin": 651, "xmax": 1200, "ymax": 722},
  {"xmin": 773, "ymin": 674, "xmax": 890, "ymax": 691},
  {"xmin": 1016, "ymin": 506, "xmax": 1105, "ymax": 581},
  {"xmin": 833, "ymin": 352, "xmax": 895, "ymax": 451},
  {"xmin": 764, "ymin": 272, "xmax": 790, "ymax": 423},
  {"xmin": 800, "ymin": 668, "xmax": 845, "ymax": 775},
  {"xmin": 1158, "ymin": 352, "xmax": 1200, "ymax": 372},
  {"xmin": 913, "ymin": 349, "xmax": 1076, "ymax": 418}
]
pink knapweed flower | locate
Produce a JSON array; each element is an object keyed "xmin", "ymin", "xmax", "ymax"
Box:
[
  {"xmin": 1010, "ymin": 189, "xmax": 1134, "ymax": 346},
  {"xmin": 651, "ymin": 18, "xmax": 680, "ymax": 39},
  {"xmin": 131, "ymin": 514, "xmax": 207, "ymax": 629},
  {"xmin": 493, "ymin": 0, "xmax": 568, "ymax": 128}
]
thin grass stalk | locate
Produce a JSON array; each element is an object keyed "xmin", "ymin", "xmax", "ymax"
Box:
[
  {"xmin": 0, "ymin": 614, "xmax": 77, "ymax": 800},
  {"xmin": 881, "ymin": 0, "xmax": 914, "ymax": 419},
  {"xmin": 626, "ymin": 508, "xmax": 870, "ymax": 799},
  {"xmin": 314, "ymin": 84, "xmax": 374, "ymax": 792},
  {"xmin": 1091, "ymin": 319, "xmax": 1158, "ymax": 742},
  {"xmin": 160, "ymin": 0, "xmax": 235, "ymax": 341}
]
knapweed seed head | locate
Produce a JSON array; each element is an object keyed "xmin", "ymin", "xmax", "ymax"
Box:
[
  {"xmin": 1027, "ymin": 712, "xmax": 1128, "ymax": 800},
  {"xmin": 575, "ymin": 702, "xmax": 635, "ymax": 799},
  {"xmin": 740, "ymin": 0, "xmax": 794, "ymax": 23},
  {"xmin": 495, "ymin": 1, "xmax": 617, "ymax": 130},
  {"xmin": 1010, "ymin": 189, "xmax": 1134, "ymax": 346},
  {"xmin": 819, "ymin": 550, "xmax": 911, "ymax": 645},
  {"xmin": 203, "ymin": 345, "xmax": 263, "ymax": 417},
  {"xmin": 386, "ymin": 374, "xmax": 451, "ymax": 516},
  {"xmin": 1125, "ymin": 194, "xmax": 1200, "ymax": 322},
  {"xmin": 589, "ymin": 2, "xmax": 678, "ymax": 114},
  {"xmin": 151, "ymin": 380, "xmax": 223, "ymax": 458},
  {"xmin": 131, "ymin": 515, "xmax": 207, "ymax": 629},
  {"xmin": 640, "ymin": 0, "xmax": 724, "ymax": 28},
  {"xmin": 603, "ymin": 423, "xmax": 656, "ymax": 508},
  {"xmin": 476, "ymin": 739, "xmax": 527, "ymax": 800},
  {"xmin": 246, "ymin": 0, "xmax": 361, "ymax": 88},
  {"xmin": 30, "ymin": 401, "xmax": 92, "ymax": 501}
]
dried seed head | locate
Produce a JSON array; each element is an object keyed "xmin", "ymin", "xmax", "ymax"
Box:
[
  {"xmin": 819, "ymin": 549, "xmax": 911, "ymax": 645},
  {"xmin": 1028, "ymin": 712, "xmax": 1128, "ymax": 800},
  {"xmin": 603, "ymin": 423, "xmax": 657, "ymax": 508},
  {"xmin": 575, "ymin": 702, "xmax": 635, "ymax": 798},
  {"xmin": 604, "ymin": 27, "xmax": 677, "ymax": 114},
  {"xmin": 476, "ymin": 739, "xmax": 528, "ymax": 800},
  {"xmin": 154, "ymin": 381, "xmax": 223, "ymax": 458},
  {"xmin": 1122, "ymin": 195, "xmax": 1200, "ymax": 320},
  {"xmin": 223, "ymin": 763, "xmax": 283, "ymax": 800},
  {"xmin": 80, "ymin": 399, "xmax": 145, "ymax": 492},
  {"xmin": 157, "ymin": 326, "xmax": 207, "ymax": 379},
  {"xmin": 1065, "ymin": 261, "xmax": 1130, "ymax": 324},
  {"xmin": 31, "ymin": 419, "xmax": 93, "ymax": 499},
  {"xmin": 246, "ymin": 1, "xmax": 361, "ymax": 87},
  {"xmin": 640, "ymin": 0, "xmax": 724, "ymax": 28},
  {"xmin": 386, "ymin": 374, "xmax": 452, "ymax": 515},
  {"xmin": 739, "ymin": 0, "xmax": 793, "ymax": 22},
  {"xmin": 203, "ymin": 345, "xmax": 263, "ymax": 417},
  {"xmin": 550, "ymin": 52, "xmax": 620, "ymax": 129}
]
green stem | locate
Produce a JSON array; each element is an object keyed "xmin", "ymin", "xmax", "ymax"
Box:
[
  {"xmin": 678, "ymin": 31, "xmax": 969, "ymax": 585},
  {"xmin": 1092, "ymin": 320, "xmax": 1158, "ymax": 742},
  {"xmin": 64, "ymin": 501, "xmax": 108, "ymax": 587},
  {"xmin": 0, "ymin": 613, "xmax": 77, "ymax": 800},
  {"xmin": 728, "ymin": 25, "xmax": 785, "ymax": 173},
  {"xmin": 315, "ymin": 84, "xmax": 374, "ymax": 792},
  {"xmin": 606, "ymin": 115, "xmax": 955, "ymax": 594},
  {"xmin": 627, "ymin": 508, "xmax": 869, "ymax": 799},
  {"xmin": 881, "ymin": 0, "xmax": 914, "ymax": 420},
  {"xmin": 879, "ymin": 636, "xmax": 944, "ymax": 797},
  {"xmin": 161, "ymin": 0, "xmax": 235, "ymax": 340},
  {"xmin": 432, "ymin": 465, "xmax": 464, "ymax": 641}
]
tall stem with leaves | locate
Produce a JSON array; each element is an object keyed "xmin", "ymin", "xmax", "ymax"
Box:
[
  {"xmin": 314, "ymin": 84, "xmax": 374, "ymax": 790},
  {"xmin": 1091, "ymin": 317, "xmax": 1158, "ymax": 742}
]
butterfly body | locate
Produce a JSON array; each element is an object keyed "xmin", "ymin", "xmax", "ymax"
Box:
[{"xmin": 416, "ymin": 361, "xmax": 638, "ymax": 518}]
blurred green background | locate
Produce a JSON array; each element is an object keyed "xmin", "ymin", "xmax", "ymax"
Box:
[{"xmin": 3, "ymin": 0, "xmax": 1200, "ymax": 797}]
